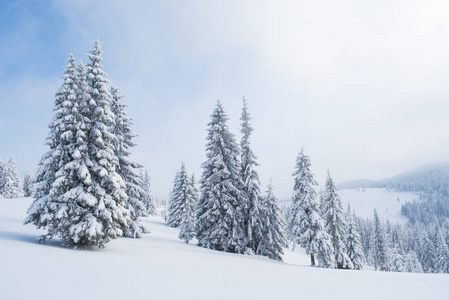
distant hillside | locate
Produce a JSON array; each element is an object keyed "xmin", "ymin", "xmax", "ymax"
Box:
[
  {"xmin": 338, "ymin": 162, "xmax": 449, "ymax": 196},
  {"xmin": 384, "ymin": 163, "xmax": 449, "ymax": 196}
]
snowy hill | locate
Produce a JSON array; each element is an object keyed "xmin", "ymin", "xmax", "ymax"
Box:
[
  {"xmin": 1, "ymin": 197, "xmax": 448, "ymax": 300},
  {"xmin": 338, "ymin": 188, "xmax": 420, "ymax": 223}
]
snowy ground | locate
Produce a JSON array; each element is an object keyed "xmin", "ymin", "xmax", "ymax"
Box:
[
  {"xmin": 1, "ymin": 197, "xmax": 448, "ymax": 300},
  {"xmin": 338, "ymin": 188, "xmax": 420, "ymax": 223}
]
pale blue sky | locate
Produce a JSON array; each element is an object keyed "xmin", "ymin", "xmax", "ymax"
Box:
[{"xmin": 1, "ymin": 0, "xmax": 449, "ymax": 199}]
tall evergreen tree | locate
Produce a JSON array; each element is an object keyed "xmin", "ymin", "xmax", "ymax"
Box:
[
  {"xmin": 26, "ymin": 44, "xmax": 133, "ymax": 247},
  {"xmin": 23, "ymin": 169, "xmax": 35, "ymax": 197},
  {"xmin": 110, "ymin": 86, "xmax": 148, "ymax": 238},
  {"xmin": 287, "ymin": 149, "xmax": 335, "ymax": 267},
  {"xmin": 196, "ymin": 101, "xmax": 247, "ymax": 254},
  {"xmin": 320, "ymin": 172, "xmax": 353, "ymax": 269},
  {"xmin": 256, "ymin": 180, "xmax": 287, "ymax": 261},
  {"xmin": 2, "ymin": 158, "xmax": 21, "ymax": 199},
  {"xmin": 346, "ymin": 208, "xmax": 365, "ymax": 270},
  {"xmin": 240, "ymin": 97, "xmax": 263, "ymax": 252},
  {"xmin": 373, "ymin": 209, "xmax": 390, "ymax": 271}
]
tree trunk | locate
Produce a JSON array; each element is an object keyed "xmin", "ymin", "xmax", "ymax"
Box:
[{"xmin": 311, "ymin": 254, "xmax": 315, "ymax": 266}]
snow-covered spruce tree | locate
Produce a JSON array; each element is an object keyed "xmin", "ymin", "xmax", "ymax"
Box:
[
  {"xmin": 358, "ymin": 217, "xmax": 374, "ymax": 265},
  {"xmin": 390, "ymin": 224, "xmax": 405, "ymax": 255},
  {"xmin": 140, "ymin": 168, "xmax": 158, "ymax": 216},
  {"xmin": 169, "ymin": 163, "xmax": 198, "ymax": 232},
  {"xmin": 196, "ymin": 101, "xmax": 247, "ymax": 254},
  {"xmin": 389, "ymin": 246, "xmax": 405, "ymax": 272},
  {"xmin": 178, "ymin": 167, "xmax": 197, "ymax": 243},
  {"xmin": 167, "ymin": 168, "xmax": 182, "ymax": 227},
  {"xmin": 287, "ymin": 149, "xmax": 335, "ymax": 267},
  {"xmin": 346, "ymin": 208, "xmax": 365, "ymax": 270},
  {"xmin": 404, "ymin": 251, "xmax": 423, "ymax": 273},
  {"xmin": 3, "ymin": 158, "xmax": 22, "ymax": 198},
  {"xmin": 413, "ymin": 227, "xmax": 433, "ymax": 273},
  {"xmin": 110, "ymin": 86, "xmax": 148, "ymax": 238},
  {"xmin": 26, "ymin": 44, "xmax": 132, "ymax": 247},
  {"xmin": 434, "ymin": 225, "xmax": 449, "ymax": 273},
  {"xmin": 240, "ymin": 97, "xmax": 264, "ymax": 252},
  {"xmin": 23, "ymin": 170, "xmax": 35, "ymax": 197},
  {"xmin": 179, "ymin": 207, "xmax": 196, "ymax": 243},
  {"xmin": 256, "ymin": 180, "xmax": 287, "ymax": 261},
  {"xmin": 373, "ymin": 209, "xmax": 390, "ymax": 271},
  {"xmin": 320, "ymin": 171, "xmax": 353, "ymax": 269}
]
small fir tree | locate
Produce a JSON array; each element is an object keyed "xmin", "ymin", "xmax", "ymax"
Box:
[
  {"xmin": 346, "ymin": 208, "xmax": 365, "ymax": 270},
  {"xmin": 196, "ymin": 101, "xmax": 247, "ymax": 254},
  {"xmin": 23, "ymin": 170, "xmax": 35, "ymax": 197},
  {"xmin": 178, "ymin": 168, "xmax": 197, "ymax": 243},
  {"xmin": 373, "ymin": 209, "xmax": 390, "ymax": 271},
  {"xmin": 2, "ymin": 158, "xmax": 21, "ymax": 199},
  {"xmin": 256, "ymin": 180, "xmax": 287, "ymax": 261}
]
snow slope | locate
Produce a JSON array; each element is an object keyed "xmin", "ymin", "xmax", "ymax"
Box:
[
  {"xmin": 339, "ymin": 188, "xmax": 420, "ymax": 223},
  {"xmin": 1, "ymin": 197, "xmax": 447, "ymax": 300}
]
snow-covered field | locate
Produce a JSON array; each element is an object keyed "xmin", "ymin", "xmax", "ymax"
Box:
[
  {"xmin": 339, "ymin": 188, "xmax": 420, "ymax": 223},
  {"xmin": 1, "ymin": 197, "xmax": 447, "ymax": 300}
]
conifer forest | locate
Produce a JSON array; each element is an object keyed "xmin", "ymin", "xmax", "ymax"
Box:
[{"xmin": 1, "ymin": 2, "xmax": 449, "ymax": 300}]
